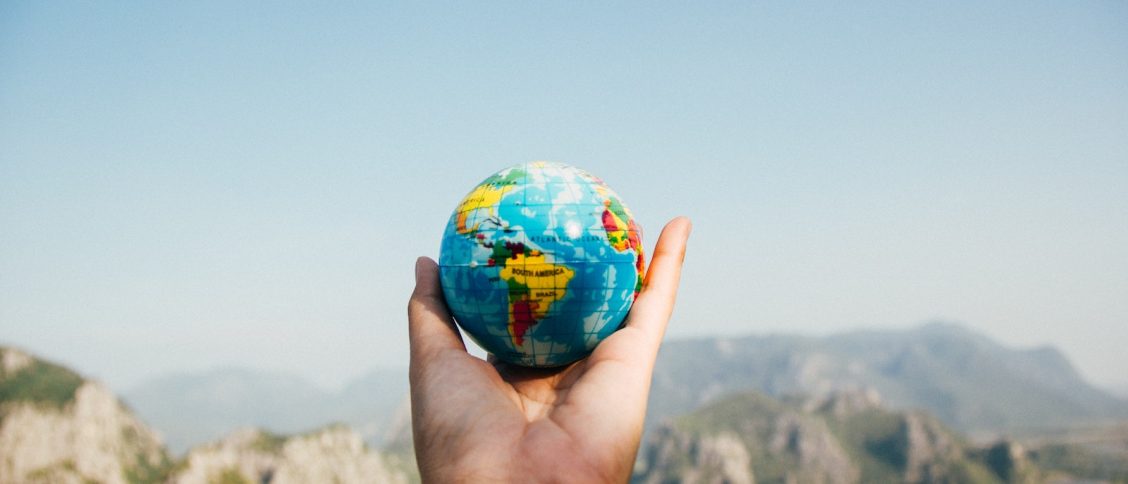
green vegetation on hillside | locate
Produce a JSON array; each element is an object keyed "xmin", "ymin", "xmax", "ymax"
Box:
[
  {"xmin": 1031, "ymin": 443, "xmax": 1128, "ymax": 482},
  {"xmin": 123, "ymin": 454, "xmax": 174, "ymax": 484},
  {"xmin": 213, "ymin": 467, "xmax": 252, "ymax": 484},
  {"xmin": 825, "ymin": 408, "xmax": 908, "ymax": 482},
  {"xmin": 0, "ymin": 350, "xmax": 84, "ymax": 409},
  {"xmin": 251, "ymin": 430, "xmax": 287, "ymax": 453},
  {"xmin": 642, "ymin": 391, "xmax": 1013, "ymax": 484},
  {"xmin": 671, "ymin": 393, "xmax": 808, "ymax": 482},
  {"xmin": 121, "ymin": 425, "xmax": 174, "ymax": 484}
]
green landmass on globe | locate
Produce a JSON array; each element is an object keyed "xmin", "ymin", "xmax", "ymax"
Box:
[{"xmin": 438, "ymin": 162, "xmax": 644, "ymax": 367}]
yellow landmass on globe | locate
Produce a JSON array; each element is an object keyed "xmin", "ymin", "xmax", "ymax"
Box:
[
  {"xmin": 498, "ymin": 253, "xmax": 575, "ymax": 346},
  {"xmin": 455, "ymin": 182, "xmax": 513, "ymax": 233}
]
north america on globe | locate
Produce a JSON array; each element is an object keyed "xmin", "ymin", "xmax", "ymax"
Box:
[{"xmin": 438, "ymin": 161, "xmax": 644, "ymax": 367}]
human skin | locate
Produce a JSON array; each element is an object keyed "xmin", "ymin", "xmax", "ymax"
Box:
[{"xmin": 407, "ymin": 217, "xmax": 691, "ymax": 483}]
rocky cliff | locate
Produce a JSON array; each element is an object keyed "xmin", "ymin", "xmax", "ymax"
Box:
[
  {"xmin": 635, "ymin": 389, "xmax": 1035, "ymax": 484},
  {"xmin": 0, "ymin": 346, "xmax": 169, "ymax": 483},
  {"xmin": 172, "ymin": 426, "xmax": 413, "ymax": 484},
  {"xmin": 1, "ymin": 345, "xmax": 416, "ymax": 484}
]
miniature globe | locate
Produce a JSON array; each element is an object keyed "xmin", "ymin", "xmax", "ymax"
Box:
[{"xmin": 438, "ymin": 162, "xmax": 644, "ymax": 367}]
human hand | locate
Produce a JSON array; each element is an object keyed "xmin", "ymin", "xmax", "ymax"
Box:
[{"xmin": 407, "ymin": 217, "xmax": 691, "ymax": 483}]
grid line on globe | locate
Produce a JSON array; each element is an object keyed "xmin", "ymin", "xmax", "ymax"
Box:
[{"xmin": 438, "ymin": 161, "xmax": 645, "ymax": 367}]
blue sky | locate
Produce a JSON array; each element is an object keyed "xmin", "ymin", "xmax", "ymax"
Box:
[{"xmin": 2, "ymin": 2, "xmax": 1126, "ymax": 392}]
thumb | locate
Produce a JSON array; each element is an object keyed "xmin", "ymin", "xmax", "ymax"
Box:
[{"xmin": 407, "ymin": 257, "xmax": 466, "ymax": 361}]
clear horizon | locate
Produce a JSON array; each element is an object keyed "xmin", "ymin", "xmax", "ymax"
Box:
[{"xmin": 2, "ymin": 2, "xmax": 1126, "ymax": 393}]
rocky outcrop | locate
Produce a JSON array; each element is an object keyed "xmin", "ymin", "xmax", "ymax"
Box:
[
  {"xmin": 0, "ymin": 347, "xmax": 169, "ymax": 484},
  {"xmin": 172, "ymin": 426, "xmax": 412, "ymax": 484},
  {"xmin": 639, "ymin": 428, "xmax": 756, "ymax": 484},
  {"xmin": 767, "ymin": 412, "xmax": 858, "ymax": 484},
  {"xmin": 638, "ymin": 391, "xmax": 859, "ymax": 484},
  {"xmin": 634, "ymin": 389, "xmax": 1017, "ymax": 484},
  {"xmin": 2, "ymin": 347, "xmax": 34, "ymax": 374},
  {"xmin": 901, "ymin": 412, "xmax": 961, "ymax": 482},
  {"xmin": 803, "ymin": 386, "xmax": 882, "ymax": 417},
  {"xmin": 981, "ymin": 440, "xmax": 1039, "ymax": 484}
]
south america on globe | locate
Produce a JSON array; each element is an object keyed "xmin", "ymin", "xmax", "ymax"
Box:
[{"xmin": 438, "ymin": 162, "xmax": 644, "ymax": 367}]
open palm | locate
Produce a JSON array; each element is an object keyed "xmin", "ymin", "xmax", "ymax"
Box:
[{"xmin": 408, "ymin": 217, "xmax": 691, "ymax": 483}]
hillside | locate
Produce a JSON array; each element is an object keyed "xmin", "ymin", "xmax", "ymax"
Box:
[
  {"xmin": 171, "ymin": 426, "xmax": 414, "ymax": 484},
  {"xmin": 634, "ymin": 389, "xmax": 1037, "ymax": 484},
  {"xmin": 649, "ymin": 322, "xmax": 1127, "ymax": 437},
  {"xmin": 1, "ymin": 346, "xmax": 415, "ymax": 484},
  {"xmin": 0, "ymin": 346, "xmax": 170, "ymax": 483}
]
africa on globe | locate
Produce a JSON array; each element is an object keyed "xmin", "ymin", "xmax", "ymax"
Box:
[{"xmin": 438, "ymin": 162, "xmax": 644, "ymax": 367}]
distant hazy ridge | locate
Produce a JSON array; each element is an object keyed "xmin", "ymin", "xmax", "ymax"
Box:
[
  {"xmin": 648, "ymin": 322, "xmax": 1127, "ymax": 437},
  {"xmin": 4, "ymin": 322, "xmax": 1127, "ymax": 483},
  {"xmin": 124, "ymin": 367, "xmax": 408, "ymax": 454}
]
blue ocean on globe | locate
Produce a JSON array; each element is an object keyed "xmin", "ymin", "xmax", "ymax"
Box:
[{"xmin": 438, "ymin": 162, "xmax": 645, "ymax": 367}]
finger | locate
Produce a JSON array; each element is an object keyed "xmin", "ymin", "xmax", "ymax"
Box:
[
  {"xmin": 627, "ymin": 216, "xmax": 691, "ymax": 344},
  {"xmin": 408, "ymin": 257, "xmax": 466, "ymax": 362},
  {"xmin": 551, "ymin": 218, "xmax": 690, "ymax": 466},
  {"xmin": 580, "ymin": 216, "xmax": 690, "ymax": 382}
]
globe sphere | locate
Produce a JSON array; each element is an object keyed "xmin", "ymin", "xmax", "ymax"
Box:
[{"xmin": 438, "ymin": 162, "xmax": 644, "ymax": 367}]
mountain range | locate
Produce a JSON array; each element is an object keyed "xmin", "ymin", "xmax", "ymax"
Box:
[
  {"xmin": 647, "ymin": 322, "xmax": 1127, "ymax": 438},
  {"xmin": 124, "ymin": 322, "xmax": 1126, "ymax": 454},
  {"xmin": 124, "ymin": 366, "xmax": 408, "ymax": 454},
  {"xmin": 116, "ymin": 322, "xmax": 1128, "ymax": 455},
  {"xmin": 6, "ymin": 321, "xmax": 1126, "ymax": 482}
]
